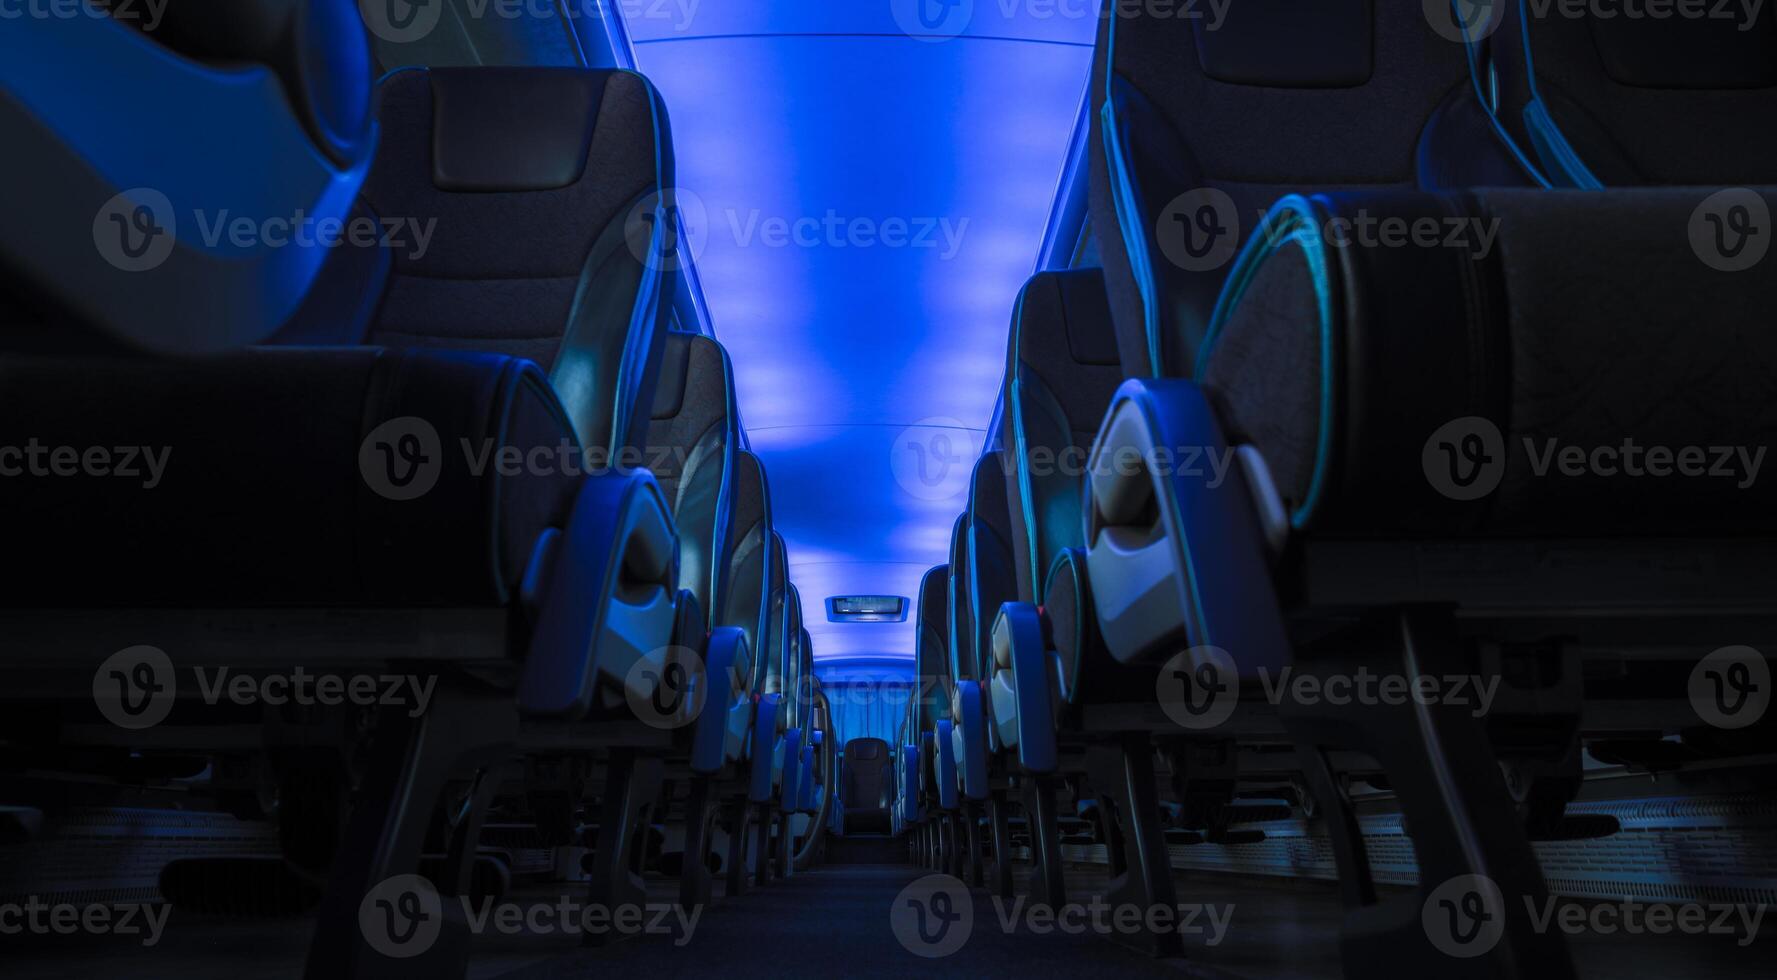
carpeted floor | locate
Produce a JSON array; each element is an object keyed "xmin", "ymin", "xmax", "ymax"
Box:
[{"xmin": 494, "ymin": 864, "xmax": 1217, "ymax": 980}]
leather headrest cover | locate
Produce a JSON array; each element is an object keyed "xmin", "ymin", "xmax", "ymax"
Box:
[
  {"xmin": 969, "ymin": 452, "xmax": 1011, "ymax": 535},
  {"xmin": 130, "ymin": 0, "xmax": 374, "ymax": 166},
  {"xmin": 1588, "ymin": 14, "xmax": 1777, "ymax": 89},
  {"xmin": 1191, "ymin": 0, "xmax": 1375, "ymax": 88},
  {"xmin": 849, "ymin": 739, "xmax": 885, "ymax": 761},
  {"xmin": 429, "ymin": 68, "xmax": 608, "ymax": 191}
]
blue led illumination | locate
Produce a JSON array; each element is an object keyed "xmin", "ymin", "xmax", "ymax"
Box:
[{"xmin": 631, "ymin": 5, "xmax": 1096, "ymax": 664}]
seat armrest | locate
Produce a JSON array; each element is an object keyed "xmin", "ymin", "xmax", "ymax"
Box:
[
  {"xmin": 1082, "ymin": 378, "xmax": 1291, "ymax": 676},
  {"xmin": 518, "ymin": 469, "xmax": 679, "ymax": 719}
]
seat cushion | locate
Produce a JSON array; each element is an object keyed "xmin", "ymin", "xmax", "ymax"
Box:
[
  {"xmin": 1199, "ymin": 188, "xmax": 1777, "ymax": 536},
  {"xmin": 0, "ymin": 347, "xmax": 580, "ymax": 606}
]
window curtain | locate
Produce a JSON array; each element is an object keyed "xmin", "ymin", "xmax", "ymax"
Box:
[{"xmin": 823, "ymin": 680, "xmax": 915, "ymax": 751}]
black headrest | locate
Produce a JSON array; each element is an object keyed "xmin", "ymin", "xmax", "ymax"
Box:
[
  {"xmin": 650, "ymin": 331, "xmax": 732, "ymax": 424},
  {"xmin": 1016, "ymin": 269, "xmax": 1120, "ymax": 369},
  {"xmin": 1191, "ymin": 0, "xmax": 1375, "ymax": 87},
  {"xmin": 1589, "ymin": 14, "xmax": 1777, "ymax": 89},
  {"xmin": 968, "ymin": 452, "xmax": 1012, "ymax": 541},
  {"xmin": 427, "ymin": 68, "xmax": 609, "ymax": 191},
  {"xmin": 137, "ymin": 0, "xmax": 374, "ymax": 165},
  {"xmin": 916, "ymin": 564, "xmax": 951, "ymax": 681},
  {"xmin": 1, "ymin": 0, "xmax": 377, "ymax": 354},
  {"xmin": 848, "ymin": 739, "xmax": 887, "ymax": 761}
]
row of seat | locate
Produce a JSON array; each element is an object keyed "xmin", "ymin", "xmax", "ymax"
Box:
[
  {"xmin": 0, "ymin": 4, "xmax": 831, "ymax": 975},
  {"xmin": 898, "ymin": 2, "xmax": 1775, "ymax": 975}
]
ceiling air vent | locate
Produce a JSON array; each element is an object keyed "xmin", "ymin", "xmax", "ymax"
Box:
[{"xmin": 826, "ymin": 595, "xmax": 908, "ymax": 623}]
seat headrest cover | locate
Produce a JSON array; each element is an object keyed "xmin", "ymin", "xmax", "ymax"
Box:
[
  {"xmin": 127, "ymin": 0, "xmax": 374, "ymax": 165},
  {"xmin": 848, "ymin": 739, "xmax": 886, "ymax": 761},
  {"xmin": 1588, "ymin": 14, "xmax": 1777, "ymax": 90},
  {"xmin": 1192, "ymin": 0, "xmax": 1376, "ymax": 88},
  {"xmin": 917, "ymin": 564, "xmax": 951, "ymax": 681},
  {"xmin": 428, "ymin": 68, "xmax": 607, "ymax": 192},
  {"xmin": 0, "ymin": 1, "xmax": 375, "ymax": 354}
]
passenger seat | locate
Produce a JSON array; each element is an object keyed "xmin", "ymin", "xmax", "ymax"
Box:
[{"xmin": 1474, "ymin": 3, "xmax": 1777, "ymax": 186}]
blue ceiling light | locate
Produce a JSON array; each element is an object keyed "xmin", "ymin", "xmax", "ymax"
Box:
[{"xmin": 629, "ymin": 2, "xmax": 1097, "ymax": 664}]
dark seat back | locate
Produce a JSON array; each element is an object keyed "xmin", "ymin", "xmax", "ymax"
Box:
[
  {"xmin": 1001, "ymin": 270, "xmax": 1125, "ymax": 603},
  {"xmin": 646, "ymin": 332, "xmax": 739, "ymax": 626},
  {"xmin": 760, "ymin": 531, "xmax": 792, "ymax": 695},
  {"xmin": 720, "ymin": 450, "xmax": 773, "ymax": 693},
  {"xmin": 843, "ymin": 738, "xmax": 894, "ymax": 812},
  {"xmin": 946, "ymin": 512, "xmax": 976, "ymax": 682},
  {"xmin": 1480, "ymin": 4, "xmax": 1777, "ymax": 186},
  {"xmin": 286, "ymin": 67, "xmax": 679, "ymax": 456},
  {"xmin": 915, "ymin": 564, "xmax": 953, "ymax": 730},
  {"xmin": 962, "ymin": 452, "xmax": 1018, "ymax": 682},
  {"xmin": 1087, "ymin": 1, "xmax": 1516, "ymax": 379}
]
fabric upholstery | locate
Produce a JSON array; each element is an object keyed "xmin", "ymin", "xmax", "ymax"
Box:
[
  {"xmin": 646, "ymin": 332, "xmax": 738, "ymax": 625},
  {"xmin": 1199, "ymin": 188, "xmax": 1777, "ymax": 536},
  {"xmin": 1486, "ymin": 5, "xmax": 1777, "ymax": 186},
  {"xmin": 914, "ymin": 564, "xmax": 952, "ymax": 730},
  {"xmin": 1001, "ymin": 269, "xmax": 1126, "ymax": 602},
  {"xmin": 720, "ymin": 450, "xmax": 773, "ymax": 694},
  {"xmin": 279, "ymin": 67, "xmax": 677, "ymax": 457},
  {"xmin": 1086, "ymin": 2, "xmax": 1522, "ymax": 380},
  {"xmin": 0, "ymin": 347, "xmax": 579, "ymax": 606}
]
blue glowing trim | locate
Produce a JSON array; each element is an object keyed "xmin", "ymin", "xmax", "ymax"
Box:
[
  {"xmin": 1511, "ymin": 1, "xmax": 1603, "ymax": 189},
  {"xmin": 1521, "ymin": 99, "xmax": 1605, "ymax": 190},
  {"xmin": 1006, "ymin": 283, "xmax": 1045, "ymax": 597},
  {"xmin": 1097, "ymin": 12, "xmax": 1164, "ymax": 377},
  {"xmin": 1458, "ymin": 0, "xmax": 1552, "ymax": 188},
  {"xmin": 1198, "ymin": 196, "xmax": 1336, "ymax": 529}
]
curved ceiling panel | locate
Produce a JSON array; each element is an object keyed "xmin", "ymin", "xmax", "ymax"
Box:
[
  {"xmin": 624, "ymin": 2, "xmax": 1104, "ymax": 45},
  {"xmin": 631, "ymin": 6, "xmax": 1094, "ymax": 664}
]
